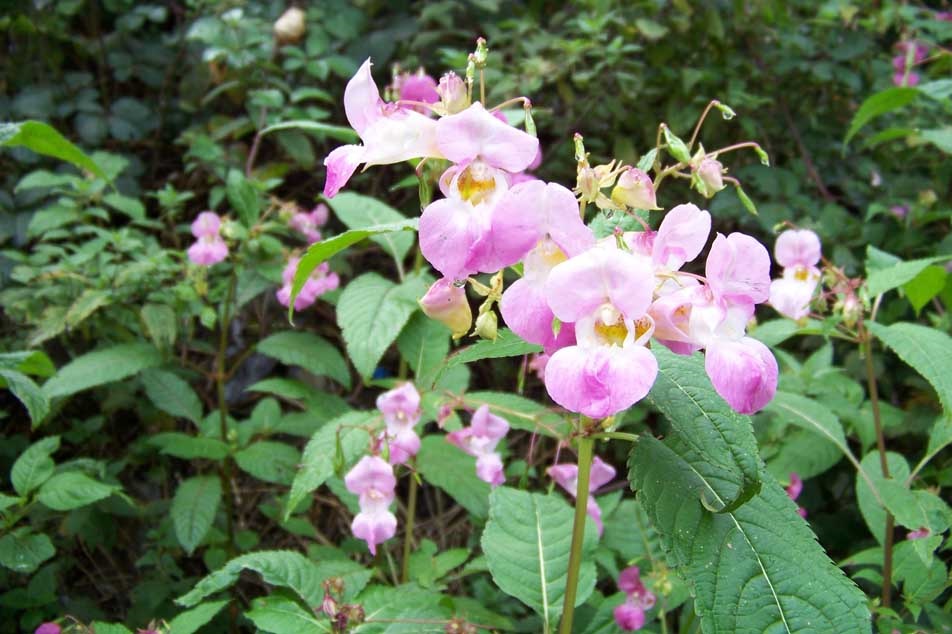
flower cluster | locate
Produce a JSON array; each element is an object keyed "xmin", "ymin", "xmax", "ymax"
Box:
[
  {"xmin": 288, "ymin": 203, "xmax": 329, "ymax": 244},
  {"xmin": 186, "ymin": 211, "xmax": 228, "ymax": 266},
  {"xmin": 276, "ymin": 256, "xmax": 339, "ymax": 310},
  {"xmin": 769, "ymin": 229, "xmax": 822, "ymax": 321},
  {"xmin": 344, "ymin": 455, "xmax": 397, "ymax": 556},
  {"xmin": 377, "ymin": 382, "xmax": 423, "ymax": 465},
  {"xmin": 613, "ymin": 566, "xmax": 657, "ymax": 631},
  {"xmin": 447, "ymin": 405, "xmax": 510, "ymax": 486},
  {"xmin": 323, "ymin": 55, "xmax": 779, "ymax": 418},
  {"xmin": 548, "ymin": 456, "xmax": 616, "ymax": 534}
]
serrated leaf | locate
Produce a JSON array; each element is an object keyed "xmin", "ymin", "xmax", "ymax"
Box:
[
  {"xmin": 865, "ymin": 254, "xmax": 949, "ymax": 296},
  {"xmin": 645, "ymin": 346, "xmax": 762, "ymax": 512},
  {"xmin": 396, "ymin": 312, "xmax": 450, "ymax": 389},
  {"xmin": 336, "ymin": 272, "xmax": 428, "ymax": 378},
  {"xmin": 0, "ymin": 120, "xmax": 107, "ymax": 179},
  {"xmin": 141, "ymin": 303, "xmax": 178, "ymax": 349},
  {"xmin": 856, "ymin": 451, "xmax": 909, "ymax": 545},
  {"xmin": 88, "ymin": 624, "xmax": 132, "ymax": 634},
  {"xmin": 629, "ymin": 436, "xmax": 871, "ymax": 633},
  {"xmin": 482, "ymin": 487, "xmax": 597, "ymax": 628},
  {"xmin": 175, "ymin": 550, "xmax": 323, "ymax": 607},
  {"xmin": 245, "ymin": 594, "xmax": 329, "ymax": 633},
  {"xmin": 142, "ymin": 368, "xmax": 203, "ymax": 423},
  {"xmin": 869, "ymin": 322, "xmax": 952, "ymax": 413},
  {"xmin": 284, "ymin": 411, "xmax": 373, "ymax": 520},
  {"xmin": 353, "ymin": 584, "xmax": 452, "ymax": 633},
  {"xmin": 0, "ymin": 350, "xmax": 55, "ymax": 377},
  {"xmin": 11, "ymin": 436, "xmax": 59, "ymax": 496},
  {"xmin": 167, "ymin": 599, "xmax": 230, "ymax": 634},
  {"xmin": 0, "ymin": 369, "xmax": 49, "ymax": 426},
  {"xmin": 235, "ymin": 441, "xmax": 301, "ymax": 485},
  {"xmin": 37, "ymin": 472, "xmax": 118, "ymax": 510},
  {"xmin": 416, "ymin": 435, "xmax": 491, "ymax": 518},
  {"xmin": 444, "ymin": 328, "xmax": 542, "ymax": 370},
  {"xmin": 903, "ymin": 265, "xmax": 946, "ymax": 314},
  {"xmin": 257, "ymin": 331, "xmax": 351, "ymax": 388},
  {"xmin": 64, "ymin": 289, "xmax": 111, "ymax": 328},
  {"xmin": 42, "ymin": 342, "xmax": 162, "ymax": 399},
  {"xmin": 843, "ymin": 87, "xmax": 919, "ymax": 145},
  {"xmin": 0, "ymin": 528, "xmax": 55, "ymax": 574},
  {"xmin": 172, "ymin": 475, "xmax": 222, "ymax": 555},
  {"xmin": 328, "ymin": 192, "xmax": 414, "ymax": 264},
  {"xmin": 226, "ymin": 169, "xmax": 261, "ymax": 227},
  {"xmin": 149, "ymin": 433, "xmax": 230, "ymax": 460},
  {"xmin": 289, "ymin": 219, "xmax": 419, "ymax": 315}
]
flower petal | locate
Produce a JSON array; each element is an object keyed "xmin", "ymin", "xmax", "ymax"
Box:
[
  {"xmin": 705, "ymin": 232, "xmax": 771, "ymax": 305},
  {"xmin": 704, "ymin": 336, "xmax": 778, "ymax": 414},
  {"xmin": 352, "ymin": 507, "xmax": 397, "ymax": 555},
  {"xmin": 500, "ymin": 277, "xmax": 560, "ymax": 348},
  {"xmin": 545, "ymin": 248, "xmax": 654, "ymax": 324},
  {"xmin": 344, "ymin": 58, "xmax": 381, "ymax": 136},
  {"xmin": 470, "ymin": 404, "xmax": 510, "ymax": 441},
  {"xmin": 436, "ymin": 102, "xmax": 539, "ymax": 172},
  {"xmin": 653, "ymin": 203, "xmax": 711, "ymax": 270},
  {"xmin": 323, "ymin": 144, "xmax": 364, "ymax": 198},
  {"xmin": 418, "ymin": 197, "xmax": 485, "ymax": 279},
  {"xmin": 344, "ymin": 455, "xmax": 396, "ymax": 496},
  {"xmin": 774, "ymin": 229, "xmax": 822, "ymax": 269}
]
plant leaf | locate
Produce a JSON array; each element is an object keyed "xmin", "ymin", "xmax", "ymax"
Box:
[
  {"xmin": 235, "ymin": 441, "xmax": 301, "ymax": 485},
  {"xmin": 141, "ymin": 368, "xmax": 203, "ymax": 424},
  {"xmin": 167, "ymin": 599, "xmax": 229, "ymax": 634},
  {"xmin": 0, "ymin": 120, "xmax": 107, "ymax": 179},
  {"xmin": 869, "ymin": 322, "xmax": 952, "ymax": 413},
  {"xmin": 843, "ymin": 87, "xmax": 919, "ymax": 145},
  {"xmin": 396, "ymin": 312, "xmax": 450, "ymax": 389},
  {"xmin": 42, "ymin": 343, "xmax": 162, "ymax": 399},
  {"xmin": 443, "ymin": 329, "xmax": 542, "ymax": 370},
  {"xmin": 172, "ymin": 475, "xmax": 222, "ymax": 555},
  {"xmin": 245, "ymin": 594, "xmax": 330, "ymax": 633},
  {"xmin": 37, "ymin": 472, "xmax": 119, "ymax": 510},
  {"xmin": 0, "ymin": 528, "xmax": 55, "ymax": 574},
  {"xmin": 416, "ymin": 435, "xmax": 491, "ymax": 519},
  {"xmin": 11, "ymin": 436, "xmax": 59, "ymax": 497},
  {"xmin": 328, "ymin": 192, "xmax": 414, "ymax": 264},
  {"xmin": 257, "ymin": 331, "xmax": 352, "ymax": 388},
  {"xmin": 0, "ymin": 369, "xmax": 50, "ymax": 426}
]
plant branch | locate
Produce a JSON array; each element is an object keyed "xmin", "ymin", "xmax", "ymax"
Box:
[
  {"xmin": 400, "ymin": 469, "xmax": 419, "ymax": 583},
  {"xmin": 558, "ymin": 434, "xmax": 594, "ymax": 634}
]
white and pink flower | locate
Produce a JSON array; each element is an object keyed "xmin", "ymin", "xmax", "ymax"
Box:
[
  {"xmin": 187, "ymin": 211, "xmax": 228, "ymax": 266},
  {"xmin": 344, "ymin": 455, "xmax": 398, "ymax": 555},
  {"xmin": 548, "ymin": 456, "xmax": 616, "ymax": 535},
  {"xmin": 446, "ymin": 405, "xmax": 510, "ymax": 487}
]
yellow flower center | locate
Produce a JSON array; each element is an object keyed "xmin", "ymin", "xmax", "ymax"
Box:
[{"xmin": 456, "ymin": 161, "xmax": 497, "ymax": 205}]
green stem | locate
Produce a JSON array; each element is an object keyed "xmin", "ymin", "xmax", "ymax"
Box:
[
  {"xmin": 217, "ymin": 273, "xmax": 239, "ymax": 559},
  {"xmin": 590, "ymin": 431, "xmax": 639, "ymax": 443},
  {"xmin": 400, "ymin": 470, "xmax": 419, "ymax": 583},
  {"xmin": 558, "ymin": 435, "xmax": 594, "ymax": 634}
]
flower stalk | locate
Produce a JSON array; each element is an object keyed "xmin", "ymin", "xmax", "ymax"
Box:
[{"xmin": 558, "ymin": 432, "xmax": 594, "ymax": 634}]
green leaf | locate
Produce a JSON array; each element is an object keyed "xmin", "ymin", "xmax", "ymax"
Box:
[
  {"xmin": 396, "ymin": 312, "xmax": 450, "ymax": 389},
  {"xmin": 172, "ymin": 475, "xmax": 222, "ymax": 555},
  {"xmin": 444, "ymin": 329, "xmax": 542, "ymax": 370},
  {"xmin": 0, "ymin": 369, "xmax": 49, "ymax": 426},
  {"xmin": 289, "ymin": 219, "xmax": 419, "ymax": 316},
  {"xmin": 866, "ymin": 254, "xmax": 950, "ymax": 296},
  {"xmin": 869, "ymin": 322, "xmax": 952, "ymax": 413},
  {"xmin": 629, "ymin": 436, "xmax": 871, "ymax": 633},
  {"xmin": 167, "ymin": 599, "xmax": 230, "ymax": 634},
  {"xmin": 284, "ymin": 411, "xmax": 373, "ymax": 520},
  {"xmin": 257, "ymin": 331, "xmax": 351, "ymax": 389},
  {"xmin": 337, "ymin": 272, "xmax": 428, "ymax": 378},
  {"xmin": 416, "ymin": 435, "xmax": 491, "ymax": 519},
  {"xmin": 141, "ymin": 303, "xmax": 178, "ymax": 349},
  {"xmin": 226, "ymin": 169, "xmax": 261, "ymax": 227},
  {"xmin": 645, "ymin": 346, "xmax": 762, "ymax": 512},
  {"xmin": 245, "ymin": 594, "xmax": 329, "ymax": 633},
  {"xmin": 176, "ymin": 550, "xmax": 323, "ymax": 607},
  {"xmin": 328, "ymin": 192, "xmax": 414, "ymax": 264},
  {"xmin": 353, "ymin": 584, "xmax": 450, "ymax": 632},
  {"xmin": 0, "ymin": 350, "xmax": 55, "ymax": 377},
  {"xmin": 37, "ymin": 472, "xmax": 118, "ymax": 510},
  {"xmin": 856, "ymin": 451, "xmax": 909, "ymax": 544},
  {"xmin": 460, "ymin": 391, "xmax": 568, "ymax": 437},
  {"xmin": 259, "ymin": 119, "xmax": 359, "ymax": 143},
  {"xmin": 482, "ymin": 487, "xmax": 597, "ymax": 628},
  {"xmin": 903, "ymin": 265, "xmax": 947, "ymax": 314},
  {"xmin": 878, "ymin": 480, "xmax": 951, "ymax": 535},
  {"xmin": 149, "ymin": 433, "xmax": 230, "ymax": 460},
  {"xmin": 87, "ymin": 624, "xmax": 132, "ymax": 634},
  {"xmin": 11, "ymin": 436, "xmax": 59, "ymax": 496},
  {"xmin": 65, "ymin": 289, "xmax": 112, "ymax": 328},
  {"xmin": 920, "ymin": 128, "xmax": 952, "ymax": 154},
  {"xmin": 42, "ymin": 343, "xmax": 163, "ymax": 399},
  {"xmin": 843, "ymin": 87, "xmax": 919, "ymax": 145},
  {"xmin": 142, "ymin": 368, "xmax": 203, "ymax": 423},
  {"xmin": 635, "ymin": 17, "xmax": 668, "ymax": 40},
  {"xmin": 0, "ymin": 528, "xmax": 55, "ymax": 574},
  {"xmin": 0, "ymin": 120, "xmax": 107, "ymax": 179},
  {"xmin": 235, "ymin": 441, "xmax": 301, "ymax": 485},
  {"xmin": 766, "ymin": 391, "xmax": 849, "ymax": 454},
  {"xmin": 102, "ymin": 192, "xmax": 145, "ymax": 220}
]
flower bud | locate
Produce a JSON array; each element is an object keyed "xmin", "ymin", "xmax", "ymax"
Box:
[
  {"xmin": 322, "ymin": 593, "xmax": 338, "ymax": 618},
  {"xmin": 274, "ymin": 7, "xmax": 306, "ymax": 45},
  {"xmin": 576, "ymin": 165, "xmax": 600, "ymax": 203},
  {"xmin": 610, "ymin": 168, "xmax": 658, "ymax": 210},
  {"xmin": 474, "ymin": 310, "xmax": 498, "ymax": 341},
  {"xmin": 420, "ymin": 278, "xmax": 472, "ymax": 338},
  {"xmin": 437, "ymin": 72, "xmax": 469, "ymax": 114},
  {"xmin": 841, "ymin": 294, "xmax": 862, "ymax": 328},
  {"xmin": 342, "ymin": 604, "xmax": 365, "ymax": 625},
  {"xmin": 693, "ymin": 157, "xmax": 725, "ymax": 198}
]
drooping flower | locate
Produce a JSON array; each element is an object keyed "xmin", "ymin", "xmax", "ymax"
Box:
[
  {"xmin": 446, "ymin": 405, "xmax": 510, "ymax": 486},
  {"xmin": 436, "ymin": 71, "xmax": 469, "ymax": 115},
  {"xmin": 548, "ymin": 456, "xmax": 616, "ymax": 534},
  {"xmin": 289, "ymin": 203, "xmax": 329, "ymax": 243},
  {"xmin": 276, "ymin": 256, "xmax": 339, "ymax": 310},
  {"xmin": 613, "ymin": 566, "xmax": 656, "ymax": 631},
  {"xmin": 344, "ymin": 455, "xmax": 398, "ymax": 555},
  {"xmin": 769, "ymin": 229, "xmax": 822, "ymax": 321},
  {"xmin": 187, "ymin": 211, "xmax": 229, "ymax": 266},
  {"xmin": 323, "ymin": 59, "xmax": 443, "ymax": 198},
  {"xmin": 693, "ymin": 157, "xmax": 725, "ymax": 198},
  {"xmin": 542, "ymin": 247, "xmax": 658, "ymax": 418},
  {"xmin": 394, "ymin": 70, "xmax": 440, "ymax": 110},
  {"xmin": 611, "ymin": 167, "xmax": 659, "ymax": 210},
  {"xmin": 419, "ymin": 278, "xmax": 473, "ymax": 338},
  {"xmin": 786, "ymin": 472, "xmax": 807, "ymax": 518},
  {"xmin": 376, "ymin": 383, "xmax": 422, "ymax": 465},
  {"xmin": 34, "ymin": 624, "xmax": 61, "ymax": 634},
  {"xmin": 614, "ymin": 601, "xmax": 646, "ymax": 631}
]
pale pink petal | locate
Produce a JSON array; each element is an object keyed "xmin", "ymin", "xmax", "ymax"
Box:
[
  {"xmin": 446, "ymin": 428, "xmax": 476, "ymax": 457},
  {"xmin": 470, "ymin": 404, "xmax": 510, "ymax": 441},
  {"xmin": 769, "ymin": 277, "xmax": 816, "ymax": 320},
  {"xmin": 475, "ymin": 452, "xmax": 505, "ymax": 487},
  {"xmin": 545, "ymin": 248, "xmax": 654, "ymax": 324},
  {"xmin": 436, "ymin": 102, "xmax": 539, "ymax": 172},
  {"xmin": 344, "ymin": 455, "xmax": 396, "ymax": 496},
  {"xmin": 774, "ymin": 229, "xmax": 821, "ymax": 269},
  {"xmin": 547, "ymin": 464, "xmax": 579, "ymax": 496},
  {"xmin": 704, "ymin": 337, "xmax": 778, "ymax": 414},
  {"xmin": 191, "ymin": 211, "xmax": 221, "ymax": 238},
  {"xmin": 499, "ymin": 277, "xmax": 559, "ymax": 349},
  {"xmin": 386, "ymin": 427, "xmax": 421, "ymax": 465},
  {"xmin": 360, "ymin": 110, "xmax": 441, "ymax": 166},
  {"xmin": 418, "ymin": 197, "xmax": 485, "ymax": 279},
  {"xmin": 323, "ymin": 144, "xmax": 364, "ymax": 198},
  {"xmin": 419, "ymin": 277, "xmax": 472, "ymax": 337},
  {"xmin": 376, "ymin": 383, "xmax": 421, "ymax": 428},
  {"xmin": 653, "ymin": 203, "xmax": 711, "ymax": 270},
  {"xmin": 398, "ymin": 72, "xmax": 439, "ymax": 105},
  {"xmin": 544, "ymin": 344, "xmax": 658, "ymax": 418},
  {"xmin": 187, "ymin": 236, "xmax": 228, "ymax": 266},
  {"xmin": 586, "ymin": 496, "xmax": 604, "ymax": 535},
  {"xmin": 588, "ymin": 456, "xmax": 616, "ymax": 491},
  {"xmin": 344, "ymin": 58, "xmax": 381, "ymax": 136},
  {"xmin": 786, "ymin": 473, "xmax": 803, "ymax": 501},
  {"xmin": 648, "ymin": 285, "xmax": 705, "ymax": 348},
  {"xmin": 352, "ymin": 507, "xmax": 397, "ymax": 555},
  {"xmin": 705, "ymin": 233, "xmax": 771, "ymax": 305}
]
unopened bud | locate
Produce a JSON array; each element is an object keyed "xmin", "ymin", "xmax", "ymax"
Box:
[
  {"xmin": 420, "ymin": 278, "xmax": 472, "ymax": 339},
  {"xmin": 841, "ymin": 294, "xmax": 862, "ymax": 328},
  {"xmin": 437, "ymin": 72, "xmax": 469, "ymax": 114},
  {"xmin": 693, "ymin": 157, "xmax": 725, "ymax": 198},
  {"xmin": 473, "ymin": 37, "xmax": 489, "ymax": 67},
  {"xmin": 576, "ymin": 166, "xmax": 600, "ymax": 203},
  {"xmin": 445, "ymin": 618, "xmax": 478, "ymax": 634},
  {"xmin": 322, "ymin": 576, "xmax": 345, "ymax": 596},
  {"xmin": 473, "ymin": 310, "xmax": 498, "ymax": 341},
  {"xmin": 274, "ymin": 7, "xmax": 306, "ymax": 45},
  {"xmin": 321, "ymin": 593, "xmax": 338, "ymax": 618},
  {"xmin": 342, "ymin": 604, "xmax": 365, "ymax": 625},
  {"xmin": 610, "ymin": 168, "xmax": 659, "ymax": 210}
]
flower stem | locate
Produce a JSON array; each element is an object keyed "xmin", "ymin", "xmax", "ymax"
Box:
[
  {"xmin": 400, "ymin": 470, "xmax": 419, "ymax": 583},
  {"xmin": 590, "ymin": 431, "xmax": 639, "ymax": 443},
  {"xmin": 558, "ymin": 435, "xmax": 594, "ymax": 634}
]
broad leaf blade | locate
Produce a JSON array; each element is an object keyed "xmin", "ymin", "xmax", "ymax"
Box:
[
  {"xmin": 172, "ymin": 475, "xmax": 221, "ymax": 555},
  {"xmin": 843, "ymin": 87, "xmax": 919, "ymax": 145},
  {"xmin": 43, "ymin": 343, "xmax": 162, "ymax": 399},
  {"xmin": 142, "ymin": 368, "xmax": 203, "ymax": 424},
  {"xmin": 0, "ymin": 369, "xmax": 50, "ymax": 426},
  {"xmin": 869, "ymin": 322, "xmax": 952, "ymax": 414},
  {"xmin": 329, "ymin": 192, "xmax": 414, "ymax": 264},
  {"xmin": 0, "ymin": 120, "xmax": 107, "ymax": 179},
  {"xmin": 257, "ymin": 331, "xmax": 351, "ymax": 388},
  {"xmin": 444, "ymin": 329, "xmax": 542, "ymax": 370}
]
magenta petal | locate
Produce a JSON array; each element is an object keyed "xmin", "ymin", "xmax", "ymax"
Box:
[
  {"xmin": 323, "ymin": 144, "xmax": 364, "ymax": 198},
  {"xmin": 545, "ymin": 248, "xmax": 654, "ymax": 324},
  {"xmin": 705, "ymin": 232, "xmax": 771, "ymax": 305},
  {"xmin": 613, "ymin": 601, "xmax": 646, "ymax": 631},
  {"xmin": 704, "ymin": 337, "xmax": 778, "ymax": 414},
  {"xmin": 618, "ymin": 566, "xmax": 644, "ymax": 595},
  {"xmin": 352, "ymin": 507, "xmax": 397, "ymax": 555},
  {"xmin": 774, "ymin": 229, "xmax": 821, "ymax": 269},
  {"xmin": 547, "ymin": 464, "xmax": 579, "ymax": 495},
  {"xmin": 653, "ymin": 203, "xmax": 711, "ymax": 270},
  {"xmin": 386, "ymin": 428, "xmax": 421, "ymax": 465},
  {"xmin": 191, "ymin": 211, "xmax": 221, "ymax": 238},
  {"xmin": 419, "ymin": 197, "xmax": 484, "ymax": 279},
  {"xmin": 544, "ymin": 344, "xmax": 658, "ymax": 418},
  {"xmin": 586, "ymin": 496, "xmax": 604, "ymax": 535},
  {"xmin": 436, "ymin": 103, "xmax": 539, "ymax": 172},
  {"xmin": 344, "ymin": 58, "xmax": 381, "ymax": 136},
  {"xmin": 475, "ymin": 452, "xmax": 505, "ymax": 487},
  {"xmin": 499, "ymin": 277, "xmax": 559, "ymax": 348}
]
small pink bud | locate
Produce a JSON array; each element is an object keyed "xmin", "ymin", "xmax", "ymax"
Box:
[
  {"xmin": 274, "ymin": 7, "xmax": 306, "ymax": 44},
  {"xmin": 785, "ymin": 473, "xmax": 803, "ymax": 501},
  {"xmin": 437, "ymin": 72, "xmax": 469, "ymax": 114},
  {"xmin": 694, "ymin": 157, "xmax": 725, "ymax": 198},
  {"xmin": 907, "ymin": 527, "xmax": 930, "ymax": 540},
  {"xmin": 611, "ymin": 168, "xmax": 658, "ymax": 210},
  {"xmin": 420, "ymin": 278, "xmax": 472, "ymax": 338},
  {"xmin": 322, "ymin": 593, "xmax": 339, "ymax": 617}
]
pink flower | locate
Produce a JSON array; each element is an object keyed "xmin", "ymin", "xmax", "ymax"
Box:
[
  {"xmin": 435, "ymin": 102, "xmax": 539, "ymax": 173},
  {"xmin": 446, "ymin": 405, "xmax": 510, "ymax": 487},
  {"xmin": 344, "ymin": 455, "xmax": 398, "ymax": 555},
  {"xmin": 649, "ymin": 203, "xmax": 712, "ymax": 272},
  {"xmin": 395, "ymin": 70, "xmax": 440, "ymax": 109},
  {"xmin": 289, "ymin": 204, "xmax": 329, "ymax": 243},
  {"xmin": 694, "ymin": 157, "xmax": 725, "ymax": 197},
  {"xmin": 187, "ymin": 235, "xmax": 229, "ymax": 266},
  {"xmin": 774, "ymin": 229, "xmax": 821, "ymax": 269},
  {"xmin": 419, "ymin": 278, "xmax": 473, "ymax": 338},
  {"xmin": 542, "ymin": 247, "xmax": 658, "ymax": 418},
  {"xmin": 786, "ymin": 472, "xmax": 808, "ymax": 518},
  {"xmin": 323, "ymin": 59, "xmax": 443, "ymax": 198},
  {"xmin": 705, "ymin": 232, "xmax": 772, "ymax": 306},
  {"xmin": 611, "ymin": 168, "xmax": 659, "ymax": 210},
  {"xmin": 276, "ymin": 257, "xmax": 339, "ymax": 310},
  {"xmin": 704, "ymin": 336, "xmax": 778, "ymax": 415},
  {"xmin": 769, "ymin": 229, "xmax": 822, "ymax": 321},
  {"xmin": 191, "ymin": 211, "xmax": 222, "ymax": 238},
  {"xmin": 907, "ymin": 527, "xmax": 931, "ymax": 540},
  {"xmin": 548, "ymin": 456, "xmax": 616, "ymax": 534},
  {"xmin": 893, "ymin": 70, "xmax": 921, "ymax": 87},
  {"xmin": 34, "ymin": 624, "xmax": 61, "ymax": 634},
  {"xmin": 613, "ymin": 566, "xmax": 656, "ymax": 631},
  {"xmin": 889, "ymin": 205, "xmax": 908, "ymax": 220},
  {"xmin": 614, "ymin": 601, "xmax": 646, "ymax": 631},
  {"xmin": 528, "ymin": 352, "xmax": 550, "ymax": 381},
  {"xmin": 376, "ymin": 383, "xmax": 422, "ymax": 465},
  {"xmin": 436, "ymin": 71, "xmax": 468, "ymax": 114}
]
